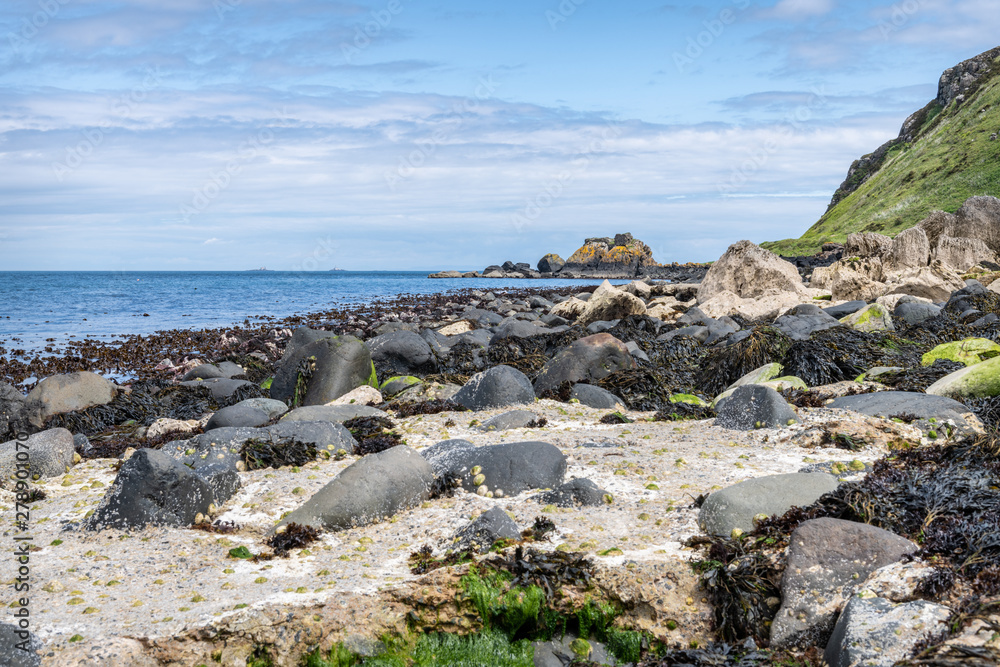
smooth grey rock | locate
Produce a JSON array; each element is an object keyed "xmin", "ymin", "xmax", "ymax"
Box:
[
  {"xmin": 215, "ymin": 361, "xmax": 246, "ymax": 378},
  {"xmin": 699, "ymin": 473, "xmax": 840, "ymax": 537},
  {"xmin": 585, "ymin": 321, "xmax": 616, "ymax": 334},
  {"xmin": 533, "ymin": 635, "xmax": 616, "ymax": 667},
  {"xmin": 537, "ymin": 478, "xmax": 610, "ymax": 507},
  {"xmin": 824, "ymin": 596, "xmax": 950, "ymax": 667},
  {"xmin": 541, "ymin": 314, "xmax": 571, "ymax": 327},
  {"xmin": 85, "ymin": 449, "xmax": 215, "ymax": 530},
  {"xmin": 380, "ymin": 376, "xmax": 422, "ymax": 397},
  {"xmin": 205, "ymin": 403, "xmax": 270, "ymax": 431},
  {"xmin": 23, "ymin": 371, "xmax": 116, "ymax": 428},
  {"xmin": 273, "ymin": 335, "xmax": 375, "ymax": 405},
  {"xmin": 181, "ymin": 363, "xmax": 226, "ymax": 381},
  {"xmin": 533, "ymin": 333, "xmax": 635, "ymax": 396},
  {"xmin": 0, "ymin": 622, "xmax": 42, "ymax": 667},
  {"xmin": 658, "ymin": 325, "xmax": 709, "ymax": 343},
  {"xmin": 773, "ymin": 310, "xmax": 844, "ymax": 341},
  {"xmin": 273, "ymin": 445, "xmax": 433, "ymax": 532},
  {"xmin": 715, "ymin": 385, "xmax": 799, "ymax": 430},
  {"xmin": 894, "ymin": 301, "xmax": 942, "ymax": 325},
  {"xmin": 423, "ymin": 440, "xmax": 566, "ymax": 496},
  {"xmin": 477, "ymin": 409, "xmax": 540, "ymax": 432},
  {"xmin": 281, "ymin": 404, "xmax": 387, "ymax": 423},
  {"xmin": 569, "ymin": 384, "xmax": 624, "ymax": 409},
  {"xmin": 705, "ymin": 321, "xmax": 737, "ymax": 345},
  {"xmin": 453, "ymin": 506, "xmax": 521, "ymax": 551},
  {"xmin": 73, "ymin": 432, "xmax": 92, "ymax": 455},
  {"xmin": 368, "ymin": 330, "xmax": 436, "ymax": 376},
  {"xmin": 829, "ymin": 391, "xmax": 981, "ymax": 439},
  {"xmin": 0, "ymin": 428, "xmax": 75, "ymax": 486},
  {"xmin": 237, "ymin": 398, "xmax": 288, "ymax": 418},
  {"xmin": 454, "ymin": 365, "xmax": 535, "ymax": 411},
  {"xmin": 461, "ymin": 307, "xmax": 503, "ymax": 326},
  {"xmin": 822, "ymin": 300, "xmax": 867, "ymax": 319},
  {"xmin": 490, "ymin": 319, "xmax": 551, "ymax": 342},
  {"xmin": 179, "ymin": 377, "xmax": 255, "ymax": 401},
  {"xmin": 624, "ymin": 340, "xmax": 650, "ymax": 362},
  {"xmin": 265, "ymin": 420, "xmax": 357, "ymax": 455},
  {"xmin": 676, "ymin": 306, "xmax": 714, "ymax": 326},
  {"xmin": 771, "ymin": 518, "xmax": 918, "ymax": 649}
]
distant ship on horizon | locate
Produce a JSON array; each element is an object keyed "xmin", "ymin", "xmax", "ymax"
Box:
[
  {"xmin": 247, "ymin": 267, "xmax": 273, "ymax": 271},
  {"xmin": 329, "ymin": 267, "xmax": 346, "ymax": 271}
]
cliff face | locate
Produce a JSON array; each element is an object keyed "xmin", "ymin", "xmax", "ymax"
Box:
[
  {"xmin": 562, "ymin": 233, "xmax": 659, "ymax": 276},
  {"xmin": 765, "ymin": 46, "xmax": 1000, "ymax": 256}
]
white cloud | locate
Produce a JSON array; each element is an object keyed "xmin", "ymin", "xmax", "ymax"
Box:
[{"xmin": 765, "ymin": 0, "xmax": 835, "ymax": 19}]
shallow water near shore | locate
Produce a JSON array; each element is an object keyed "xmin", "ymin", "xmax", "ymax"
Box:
[{"xmin": 0, "ymin": 271, "xmax": 628, "ymax": 352}]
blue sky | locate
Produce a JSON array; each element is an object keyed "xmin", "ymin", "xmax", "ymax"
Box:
[{"xmin": 1, "ymin": 0, "xmax": 998, "ymax": 270}]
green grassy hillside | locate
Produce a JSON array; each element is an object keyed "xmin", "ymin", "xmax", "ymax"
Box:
[{"xmin": 765, "ymin": 52, "xmax": 1000, "ymax": 256}]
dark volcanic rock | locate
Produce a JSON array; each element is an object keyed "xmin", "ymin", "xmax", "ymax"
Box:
[
  {"xmin": 453, "ymin": 365, "xmax": 535, "ymax": 411},
  {"xmin": 367, "ymin": 330, "xmax": 436, "ymax": 377},
  {"xmin": 533, "ymin": 333, "xmax": 636, "ymax": 396},
  {"xmin": 271, "ymin": 334, "xmax": 375, "ymax": 405},
  {"xmin": 569, "ymin": 383, "xmax": 624, "ymax": 409},
  {"xmin": 452, "ymin": 506, "xmax": 520, "ymax": 551},
  {"xmin": 715, "ymin": 385, "xmax": 799, "ymax": 430},
  {"xmin": 422, "ymin": 440, "xmax": 566, "ymax": 497},
  {"xmin": 0, "ymin": 428, "xmax": 76, "ymax": 485},
  {"xmin": 537, "ymin": 478, "xmax": 610, "ymax": 507}
]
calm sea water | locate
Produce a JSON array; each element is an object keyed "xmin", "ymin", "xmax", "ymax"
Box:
[{"xmin": 0, "ymin": 271, "xmax": 627, "ymax": 353}]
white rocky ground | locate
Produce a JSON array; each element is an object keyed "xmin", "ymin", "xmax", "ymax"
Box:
[{"xmin": 0, "ymin": 400, "xmax": 912, "ymax": 666}]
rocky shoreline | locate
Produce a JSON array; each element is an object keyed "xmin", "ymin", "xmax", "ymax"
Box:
[{"xmin": 4, "ymin": 199, "xmax": 1000, "ymax": 666}]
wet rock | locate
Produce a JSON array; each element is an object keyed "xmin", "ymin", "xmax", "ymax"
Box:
[
  {"xmin": 476, "ymin": 409, "xmax": 540, "ymax": 432},
  {"xmin": 0, "ymin": 428, "xmax": 75, "ymax": 486},
  {"xmin": 698, "ymin": 240, "xmax": 807, "ymax": 301},
  {"xmin": 698, "ymin": 472, "xmax": 840, "ymax": 537},
  {"xmin": 204, "ymin": 402, "xmax": 271, "ymax": 431},
  {"xmin": 85, "ymin": 449, "xmax": 215, "ymax": 531},
  {"xmin": 921, "ymin": 337, "xmax": 1000, "ymax": 367},
  {"xmin": 659, "ymin": 325, "xmax": 709, "ymax": 343},
  {"xmin": 533, "ymin": 333, "xmax": 636, "ymax": 396},
  {"xmin": 577, "ymin": 281, "xmax": 646, "ymax": 326},
  {"xmin": 454, "ymin": 365, "xmax": 535, "ymax": 411},
  {"xmin": 0, "ymin": 622, "xmax": 42, "ymax": 667},
  {"xmin": 452, "ymin": 506, "xmax": 520, "ymax": 551},
  {"xmin": 180, "ymin": 363, "xmax": 226, "ymax": 381},
  {"xmin": 422, "ymin": 440, "xmax": 566, "ymax": 496},
  {"xmin": 824, "ymin": 596, "xmax": 951, "ymax": 667},
  {"xmin": 281, "ymin": 404, "xmax": 388, "ymax": 423},
  {"xmin": 367, "ymin": 330, "xmax": 436, "ymax": 377},
  {"xmin": 271, "ymin": 335, "xmax": 375, "ymax": 405},
  {"xmin": 537, "ymin": 478, "xmax": 610, "ymax": 507},
  {"xmin": 272, "ymin": 445, "xmax": 433, "ymax": 533},
  {"xmin": 894, "ymin": 301, "xmax": 942, "ymax": 324},
  {"xmin": 714, "ymin": 385, "xmax": 799, "ymax": 430},
  {"xmin": 569, "ymin": 383, "xmax": 624, "ymax": 409},
  {"xmin": 773, "ymin": 305, "xmax": 844, "ymax": 341},
  {"xmin": 839, "ymin": 303, "xmax": 894, "ymax": 332},
  {"xmin": 23, "ymin": 371, "xmax": 117, "ymax": 428},
  {"xmin": 770, "ymin": 518, "xmax": 918, "ymax": 649}
]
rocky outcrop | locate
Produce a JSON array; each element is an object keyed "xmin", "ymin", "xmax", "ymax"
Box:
[
  {"xmin": 698, "ymin": 241, "xmax": 807, "ymax": 302},
  {"xmin": 920, "ymin": 196, "xmax": 1000, "ymax": 255}
]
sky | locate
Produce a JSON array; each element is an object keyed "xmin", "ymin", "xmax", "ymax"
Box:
[{"xmin": 1, "ymin": 0, "xmax": 998, "ymax": 271}]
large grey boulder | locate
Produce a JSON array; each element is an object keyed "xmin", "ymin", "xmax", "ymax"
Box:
[
  {"xmin": 477, "ymin": 409, "xmax": 540, "ymax": 432},
  {"xmin": 271, "ymin": 332, "xmax": 375, "ymax": 405},
  {"xmin": 452, "ymin": 506, "xmax": 521, "ymax": 551},
  {"xmin": 698, "ymin": 240, "xmax": 807, "ymax": 301},
  {"xmin": 773, "ymin": 305, "xmax": 844, "ymax": 341},
  {"xmin": 205, "ymin": 402, "xmax": 271, "ymax": 431},
  {"xmin": 367, "ymin": 330, "xmax": 436, "ymax": 377},
  {"xmin": 0, "ymin": 428, "xmax": 76, "ymax": 487},
  {"xmin": 830, "ymin": 391, "xmax": 982, "ymax": 439},
  {"xmin": 23, "ymin": 372, "xmax": 116, "ymax": 428},
  {"xmin": 281, "ymin": 404, "xmax": 387, "ymax": 423},
  {"xmin": 919, "ymin": 195, "xmax": 1000, "ymax": 253},
  {"xmin": 569, "ymin": 383, "xmax": 624, "ymax": 409},
  {"xmin": 179, "ymin": 377, "xmax": 255, "ymax": 401},
  {"xmin": 884, "ymin": 226, "xmax": 930, "ymax": 272},
  {"xmin": 894, "ymin": 301, "xmax": 942, "ymax": 325},
  {"xmin": 822, "ymin": 300, "xmax": 867, "ymax": 319},
  {"xmin": 0, "ymin": 622, "xmax": 42, "ymax": 667},
  {"xmin": 715, "ymin": 385, "xmax": 799, "ymax": 430},
  {"xmin": 273, "ymin": 445, "xmax": 433, "ymax": 532},
  {"xmin": 181, "ymin": 363, "xmax": 226, "ymax": 381},
  {"xmin": 422, "ymin": 440, "xmax": 566, "ymax": 497},
  {"xmin": 933, "ymin": 236, "xmax": 996, "ymax": 271},
  {"xmin": 770, "ymin": 518, "xmax": 918, "ymax": 649},
  {"xmin": 85, "ymin": 449, "xmax": 216, "ymax": 531},
  {"xmin": 698, "ymin": 473, "xmax": 840, "ymax": 537},
  {"xmin": 454, "ymin": 365, "xmax": 535, "ymax": 411},
  {"xmin": 577, "ymin": 281, "xmax": 647, "ymax": 326},
  {"xmin": 537, "ymin": 478, "xmax": 610, "ymax": 507},
  {"xmin": 824, "ymin": 596, "xmax": 950, "ymax": 667},
  {"xmin": 533, "ymin": 333, "xmax": 636, "ymax": 396}
]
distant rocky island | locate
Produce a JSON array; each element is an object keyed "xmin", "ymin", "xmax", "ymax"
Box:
[{"xmin": 429, "ymin": 232, "xmax": 709, "ymax": 281}]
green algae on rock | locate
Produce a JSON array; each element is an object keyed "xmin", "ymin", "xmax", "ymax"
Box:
[
  {"xmin": 927, "ymin": 354, "xmax": 1000, "ymax": 398},
  {"xmin": 921, "ymin": 338, "xmax": 1000, "ymax": 367}
]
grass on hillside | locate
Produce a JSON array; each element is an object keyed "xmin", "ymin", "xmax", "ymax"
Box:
[{"xmin": 764, "ymin": 54, "xmax": 1000, "ymax": 256}]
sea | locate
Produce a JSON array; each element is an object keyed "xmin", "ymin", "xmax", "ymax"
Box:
[{"xmin": 0, "ymin": 271, "xmax": 628, "ymax": 353}]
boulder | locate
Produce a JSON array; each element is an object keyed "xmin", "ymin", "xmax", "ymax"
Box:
[
  {"xmin": 329, "ymin": 385, "xmax": 383, "ymax": 406},
  {"xmin": 773, "ymin": 306, "xmax": 843, "ymax": 341},
  {"xmin": 367, "ymin": 330, "xmax": 436, "ymax": 377},
  {"xmin": 270, "ymin": 332, "xmax": 375, "ymax": 405},
  {"xmin": 829, "ymin": 391, "xmax": 982, "ymax": 439},
  {"xmin": 537, "ymin": 478, "xmax": 610, "ymax": 507},
  {"xmin": 824, "ymin": 596, "xmax": 951, "ymax": 667},
  {"xmin": 714, "ymin": 385, "xmax": 799, "ymax": 430},
  {"xmin": 380, "ymin": 376, "xmax": 422, "ymax": 397},
  {"xmin": 882, "ymin": 261, "xmax": 965, "ymax": 302},
  {"xmin": 179, "ymin": 378, "xmax": 255, "ymax": 401},
  {"xmin": 828, "ymin": 257, "xmax": 887, "ymax": 302},
  {"xmin": 204, "ymin": 402, "xmax": 272, "ymax": 431},
  {"xmin": 883, "ymin": 226, "xmax": 930, "ymax": 271},
  {"xmin": 0, "ymin": 383, "xmax": 25, "ymax": 439},
  {"xmin": 699, "ymin": 289, "xmax": 808, "ymax": 321},
  {"xmin": 476, "ymin": 409, "xmax": 540, "ymax": 432},
  {"xmin": 534, "ymin": 635, "xmax": 616, "ymax": 667},
  {"xmin": 0, "ymin": 622, "xmax": 42, "ymax": 667},
  {"xmin": 23, "ymin": 371, "xmax": 116, "ymax": 428},
  {"xmin": 537, "ymin": 253, "xmax": 565, "ymax": 273},
  {"xmin": 933, "ymin": 236, "xmax": 997, "ymax": 271},
  {"xmin": 0, "ymin": 428, "xmax": 76, "ymax": 486},
  {"xmin": 926, "ymin": 355, "xmax": 1000, "ymax": 399},
  {"xmin": 281, "ymin": 404, "xmax": 388, "ymax": 423},
  {"xmin": 453, "ymin": 366, "xmax": 535, "ymax": 411},
  {"xmin": 181, "ymin": 364, "xmax": 226, "ymax": 381},
  {"xmin": 577, "ymin": 281, "xmax": 647, "ymax": 326},
  {"xmin": 533, "ymin": 333, "xmax": 636, "ymax": 395},
  {"xmin": 452, "ymin": 506, "xmax": 521, "ymax": 551},
  {"xmin": 569, "ymin": 383, "xmax": 624, "ymax": 409},
  {"xmin": 922, "ymin": 338, "xmax": 1000, "ymax": 367},
  {"xmin": 698, "ymin": 473, "xmax": 840, "ymax": 537},
  {"xmin": 490, "ymin": 319, "xmax": 550, "ymax": 343},
  {"xmin": 839, "ymin": 303, "xmax": 894, "ymax": 332},
  {"xmin": 391, "ymin": 381, "xmax": 461, "ymax": 405},
  {"xmin": 698, "ymin": 240, "xmax": 807, "ymax": 302},
  {"xmin": 894, "ymin": 301, "xmax": 942, "ymax": 325},
  {"xmin": 549, "ymin": 297, "xmax": 588, "ymax": 320},
  {"xmin": 273, "ymin": 445, "xmax": 433, "ymax": 533},
  {"xmin": 844, "ymin": 231, "xmax": 893, "ymax": 259},
  {"xmin": 422, "ymin": 440, "xmax": 566, "ymax": 497},
  {"xmin": 919, "ymin": 195, "xmax": 1000, "ymax": 253},
  {"xmin": 821, "ymin": 300, "xmax": 867, "ymax": 319},
  {"xmin": 85, "ymin": 449, "xmax": 215, "ymax": 531},
  {"xmin": 770, "ymin": 518, "xmax": 918, "ymax": 649}
]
